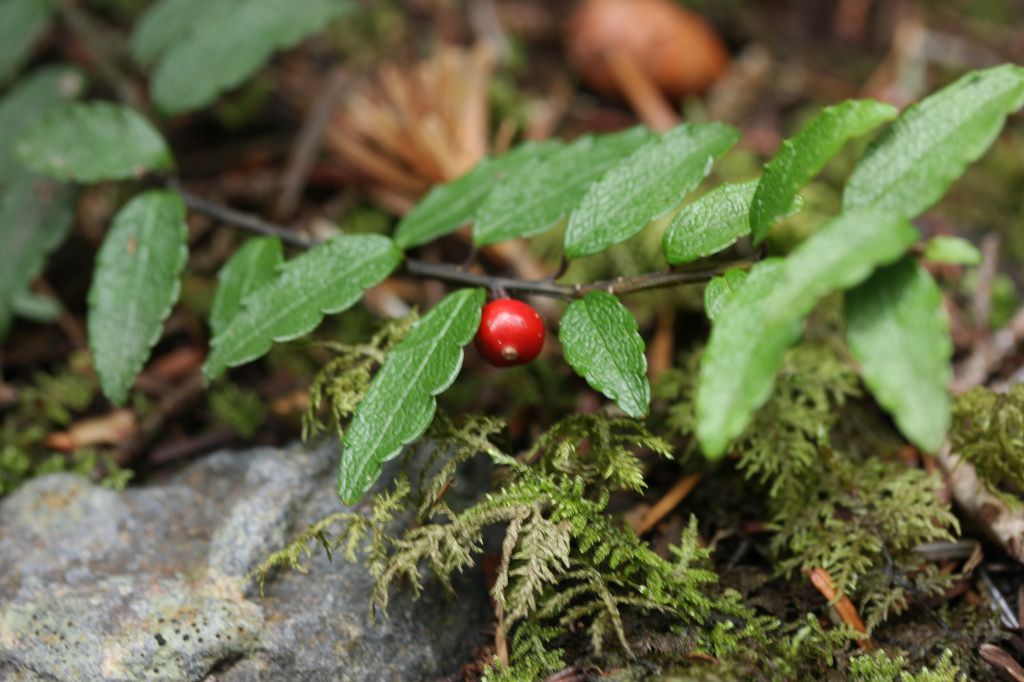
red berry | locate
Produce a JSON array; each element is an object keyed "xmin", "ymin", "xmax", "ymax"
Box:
[{"xmin": 474, "ymin": 298, "xmax": 546, "ymax": 367}]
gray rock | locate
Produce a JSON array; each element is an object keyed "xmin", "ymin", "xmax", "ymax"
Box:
[{"xmin": 0, "ymin": 442, "xmax": 492, "ymax": 681}]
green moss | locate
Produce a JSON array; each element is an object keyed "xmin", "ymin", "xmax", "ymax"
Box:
[
  {"xmin": 271, "ymin": 314, "xmax": 987, "ymax": 678},
  {"xmin": 772, "ymin": 458, "xmax": 957, "ymax": 631},
  {"xmin": 0, "ymin": 355, "xmax": 129, "ymax": 496},
  {"xmin": 849, "ymin": 649, "xmax": 963, "ymax": 681},
  {"xmin": 256, "ymin": 412, "xmax": 776, "ymax": 679},
  {"xmin": 34, "ymin": 449, "xmax": 132, "ymax": 490},
  {"xmin": 302, "ymin": 311, "xmax": 417, "ymax": 442},
  {"xmin": 660, "ymin": 333, "xmax": 958, "ymax": 631},
  {"xmin": 951, "ymin": 385, "xmax": 1024, "ymax": 503},
  {"xmin": 208, "ymin": 383, "xmax": 266, "ymax": 439}
]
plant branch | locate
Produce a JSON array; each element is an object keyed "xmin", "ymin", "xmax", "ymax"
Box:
[
  {"xmin": 177, "ymin": 187, "xmax": 315, "ymax": 248},
  {"xmin": 58, "ymin": 2, "xmax": 149, "ymax": 115},
  {"xmin": 176, "ymin": 187, "xmax": 746, "ymax": 299},
  {"xmin": 405, "ymin": 259, "xmax": 743, "ymax": 299}
]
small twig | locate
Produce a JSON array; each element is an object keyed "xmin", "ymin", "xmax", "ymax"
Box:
[
  {"xmin": 952, "ymin": 303, "xmax": 1024, "ymax": 393},
  {"xmin": 404, "ymin": 259, "xmax": 737, "ymax": 300},
  {"xmin": 33, "ymin": 278, "xmax": 86, "ymax": 350},
  {"xmin": 543, "ymin": 668, "xmax": 586, "ymax": 682},
  {"xmin": 978, "ymin": 565, "xmax": 1020, "ymax": 629},
  {"xmin": 115, "ymin": 372, "xmax": 205, "ymax": 463},
  {"xmin": 881, "ymin": 541, "xmax": 961, "ymax": 639},
  {"xmin": 725, "ymin": 535, "xmax": 752, "ymax": 571},
  {"xmin": 914, "ymin": 539, "xmax": 980, "ymax": 562},
  {"xmin": 149, "ymin": 428, "xmax": 237, "ymax": 465},
  {"xmin": 551, "ymin": 257, "xmax": 570, "ymax": 280},
  {"xmin": 466, "ymin": 0, "xmax": 511, "ymax": 62},
  {"xmin": 177, "ymin": 186, "xmax": 314, "ymax": 248},
  {"xmin": 972, "ymin": 234, "xmax": 1001, "ymax": 335},
  {"xmin": 275, "ymin": 68, "xmax": 350, "ymax": 221},
  {"xmin": 57, "ymin": 2, "xmax": 148, "ymax": 114},
  {"xmin": 631, "ymin": 473, "xmax": 702, "ymax": 536},
  {"xmin": 177, "ymin": 189, "xmax": 742, "ymax": 299}
]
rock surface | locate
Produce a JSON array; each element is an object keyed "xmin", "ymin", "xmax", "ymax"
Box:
[{"xmin": 0, "ymin": 442, "xmax": 492, "ymax": 681}]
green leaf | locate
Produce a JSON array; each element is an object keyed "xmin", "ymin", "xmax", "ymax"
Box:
[
  {"xmin": 844, "ymin": 64, "xmax": 1024, "ymax": 218},
  {"xmin": 696, "ymin": 260, "xmax": 801, "ymax": 459},
  {"xmin": 663, "ymin": 179, "xmax": 803, "ymax": 264},
  {"xmin": 703, "ymin": 268, "xmax": 748, "ymax": 321},
  {"xmin": 17, "ymin": 102, "xmax": 172, "ymax": 182},
  {"xmin": 338, "ymin": 287, "xmax": 485, "ymax": 503},
  {"xmin": 759, "ymin": 210, "xmax": 919, "ymax": 316},
  {"xmin": 559, "ymin": 291, "xmax": 650, "ymax": 418},
  {"xmin": 696, "ymin": 210, "xmax": 919, "ymax": 458},
  {"xmin": 394, "ymin": 141, "xmax": 559, "ymax": 250},
  {"xmin": 145, "ymin": 0, "xmax": 353, "ymax": 114},
  {"xmin": 846, "ymin": 258, "xmax": 952, "ymax": 452},
  {"xmin": 923, "ymin": 235, "xmax": 982, "ymax": 266},
  {"xmin": 88, "ymin": 191, "xmax": 189, "ymax": 405},
  {"xmin": 11, "ymin": 288, "xmax": 62, "ymax": 322},
  {"xmin": 0, "ymin": 171, "xmax": 75, "ymax": 339},
  {"xmin": 0, "ymin": 0, "xmax": 52, "ymax": 83},
  {"xmin": 209, "ymin": 236, "xmax": 283, "ymax": 338},
  {"xmin": 473, "ymin": 127, "xmax": 652, "ymax": 247},
  {"xmin": 750, "ymin": 99, "xmax": 897, "ymax": 242},
  {"xmin": 130, "ymin": 0, "xmax": 211, "ymax": 64},
  {"xmin": 0, "ymin": 66, "xmax": 85, "ymax": 339},
  {"xmin": 204, "ymin": 234, "xmax": 402, "ymax": 380},
  {"xmin": 564, "ymin": 123, "xmax": 739, "ymax": 259},
  {"xmin": 0, "ymin": 65, "xmax": 87, "ymax": 182}
]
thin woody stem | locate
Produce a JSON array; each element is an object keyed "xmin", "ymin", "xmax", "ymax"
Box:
[
  {"xmin": 176, "ymin": 187, "xmax": 748, "ymax": 299},
  {"xmin": 177, "ymin": 187, "xmax": 314, "ymax": 248},
  {"xmin": 58, "ymin": 3, "xmax": 149, "ymax": 115},
  {"xmin": 403, "ymin": 259, "xmax": 740, "ymax": 299}
]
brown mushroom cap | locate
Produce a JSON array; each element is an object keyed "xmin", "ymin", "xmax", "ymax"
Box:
[{"xmin": 566, "ymin": 0, "xmax": 730, "ymax": 98}]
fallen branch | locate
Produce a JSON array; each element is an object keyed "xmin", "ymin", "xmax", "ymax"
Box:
[
  {"xmin": 935, "ymin": 443, "xmax": 1024, "ymax": 564},
  {"xmin": 940, "ymin": 311, "xmax": 1024, "ymax": 565}
]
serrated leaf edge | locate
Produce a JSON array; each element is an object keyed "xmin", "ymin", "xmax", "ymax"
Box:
[
  {"xmin": 338, "ymin": 288, "xmax": 484, "ymax": 502},
  {"xmin": 209, "ymin": 236, "xmax": 283, "ymax": 337},
  {"xmin": 152, "ymin": 0, "xmax": 351, "ymax": 114},
  {"xmin": 846, "ymin": 261, "xmax": 952, "ymax": 452},
  {"xmin": 750, "ymin": 99, "xmax": 897, "ymax": 242},
  {"xmin": 15, "ymin": 101, "xmax": 173, "ymax": 182},
  {"xmin": 204, "ymin": 236, "xmax": 402, "ymax": 380},
  {"xmin": 564, "ymin": 124, "xmax": 739, "ymax": 260},
  {"xmin": 560, "ymin": 292, "xmax": 650, "ymax": 418},
  {"xmin": 843, "ymin": 64, "xmax": 1024, "ymax": 216},
  {"xmin": 87, "ymin": 191, "xmax": 188, "ymax": 404}
]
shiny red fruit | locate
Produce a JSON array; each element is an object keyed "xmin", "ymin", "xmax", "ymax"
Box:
[{"xmin": 474, "ymin": 298, "xmax": 546, "ymax": 367}]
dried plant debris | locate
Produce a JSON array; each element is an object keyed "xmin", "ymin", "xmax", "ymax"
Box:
[{"xmin": 326, "ymin": 44, "xmax": 496, "ymax": 212}]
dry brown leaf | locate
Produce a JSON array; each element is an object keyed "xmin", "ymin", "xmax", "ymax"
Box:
[
  {"xmin": 804, "ymin": 567, "xmax": 875, "ymax": 650},
  {"xmin": 980, "ymin": 643, "xmax": 1024, "ymax": 681},
  {"xmin": 45, "ymin": 409, "xmax": 138, "ymax": 451}
]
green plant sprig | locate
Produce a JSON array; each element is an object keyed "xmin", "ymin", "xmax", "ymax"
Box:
[{"xmin": 176, "ymin": 187, "xmax": 746, "ymax": 301}]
